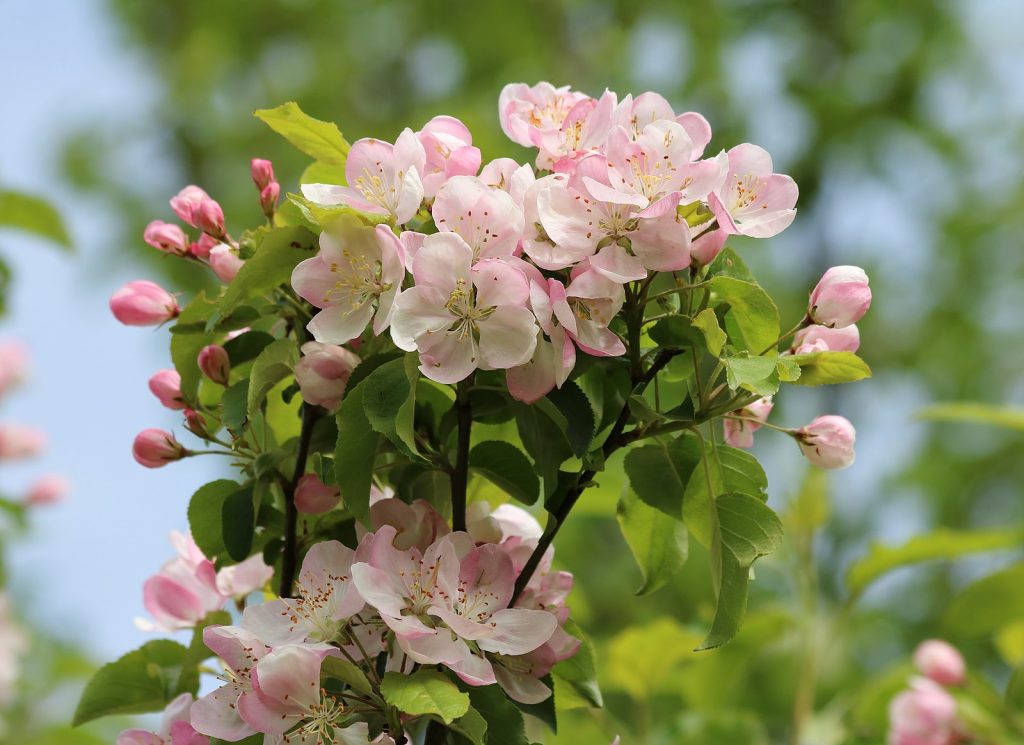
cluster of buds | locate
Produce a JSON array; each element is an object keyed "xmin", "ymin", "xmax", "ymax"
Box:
[{"xmin": 888, "ymin": 639, "xmax": 967, "ymax": 745}]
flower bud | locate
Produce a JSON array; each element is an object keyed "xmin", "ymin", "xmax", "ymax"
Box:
[
  {"xmin": 250, "ymin": 158, "xmax": 275, "ymax": 190},
  {"xmin": 190, "ymin": 233, "xmax": 218, "ymax": 262},
  {"xmin": 294, "ymin": 342, "xmax": 361, "ymax": 411},
  {"xmin": 183, "ymin": 408, "xmax": 209, "ymax": 439},
  {"xmin": 723, "ymin": 397, "xmax": 774, "ymax": 449},
  {"xmin": 110, "ymin": 280, "xmax": 180, "ymax": 326},
  {"xmin": 169, "ymin": 185, "xmax": 210, "ymax": 227},
  {"xmin": 148, "ymin": 369, "xmax": 186, "ymax": 410},
  {"xmin": 195, "ymin": 199, "xmax": 226, "ymax": 239},
  {"xmin": 198, "ymin": 344, "xmax": 230, "ymax": 386},
  {"xmin": 888, "ymin": 677, "xmax": 958, "ymax": 745},
  {"xmin": 143, "ymin": 220, "xmax": 188, "ymax": 256},
  {"xmin": 259, "ymin": 181, "xmax": 280, "ymax": 218},
  {"xmin": 0, "ymin": 423, "xmax": 46, "ymax": 460},
  {"xmin": 25, "ymin": 474, "xmax": 69, "ymax": 507},
  {"xmin": 0, "ymin": 340, "xmax": 29, "ymax": 399},
  {"xmin": 294, "ymin": 473, "xmax": 342, "ymax": 514},
  {"xmin": 132, "ymin": 429, "xmax": 187, "ymax": 468},
  {"xmin": 209, "ymin": 243, "xmax": 244, "ymax": 283},
  {"xmin": 913, "ymin": 639, "xmax": 966, "ymax": 687},
  {"xmin": 791, "ymin": 324, "xmax": 860, "ymax": 355},
  {"xmin": 796, "ymin": 415, "xmax": 856, "ymax": 469},
  {"xmin": 808, "ymin": 266, "xmax": 871, "ymax": 328}
]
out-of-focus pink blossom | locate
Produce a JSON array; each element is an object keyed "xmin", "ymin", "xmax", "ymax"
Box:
[
  {"xmin": 117, "ymin": 693, "xmax": 208, "ymax": 745},
  {"xmin": 797, "ymin": 415, "xmax": 856, "ymax": 470},
  {"xmin": 25, "ymin": 474, "xmax": 69, "ymax": 507},
  {"xmin": 809, "ymin": 266, "xmax": 872, "ymax": 329},
  {"xmin": 0, "ymin": 423, "xmax": 46, "ymax": 460},
  {"xmin": 144, "ymin": 220, "xmax": 189, "ymax": 256},
  {"xmin": 0, "ymin": 341, "xmax": 28, "ymax": 399},
  {"xmin": 110, "ymin": 281, "xmax": 180, "ymax": 326},
  {"xmin": 208, "ymin": 244, "xmax": 244, "ymax": 283},
  {"xmin": 214, "ymin": 554, "xmax": 273, "ymax": 599},
  {"xmin": 888, "ymin": 677, "xmax": 959, "ymax": 745},
  {"xmin": 132, "ymin": 428, "xmax": 187, "ymax": 468},
  {"xmin": 723, "ymin": 397, "xmax": 774, "ymax": 449},
  {"xmin": 294, "ymin": 342, "xmax": 360, "ymax": 411},
  {"xmin": 198, "ymin": 345, "xmax": 231, "ymax": 386},
  {"xmin": 189, "ymin": 233, "xmax": 218, "ymax": 262},
  {"xmin": 417, "ymin": 115, "xmax": 481, "ymax": 197},
  {"xmin": 913, "ymin": 640, "xmax": 966, "ymax": 687},
  {"xmin": 148, "ymin": 369, "xmax": 186, "ymax": 410},
  {"xmin": 294, "ymin": 473, "xmax": 341, "ymax": 515},
  {"xmin": 791, "ymin": 324, "xmax": 861, "ymax": 355}
]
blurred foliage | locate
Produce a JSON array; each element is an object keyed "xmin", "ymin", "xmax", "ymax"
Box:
[{"xmin": 54, "ymin": 0, "xmax": 1024, "ymax": 741}]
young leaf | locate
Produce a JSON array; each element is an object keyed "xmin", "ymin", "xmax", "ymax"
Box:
[
  {"xmin": 254, "ymin": 102, "xmax": 350, "ymax": 165},
  {"xmin": 707, "ymin": 276, "xmax": 780, "ymax": 353},
  {"xmin": 722, "ymin": 354, "xmax": 781, "ymax": 397},
  {"xmin": 217, "ymin": 226, "xmax": 317, "ymax": 318},
  {"xmin": 514, "ymin": 402, "xmax": 574, "ymax": 499},
  {"xmin": 247, "ymin": 338, "xmax": 298, "ymax": 418},
  {"xmin": 380, "ymin": 670, "xmax": 469, "ymax": 723},
  {"xmin": 223, "ymin": 330, "xmax": 276, "ymax": 366},
  {"xmin": 448, "ymin": 706, "xmax": 488, "ymax": 745},
  {"xmin": 624, "ymin": 434, "xmax": 702, "ymax": 519},
  {"xmin": 286, "ymin": 193, "xmax": 391, "ymax": 231},
  {"xmin": 221, "ymin": 379, "xmax": 250, "ymax": 432},
  {"xmin": 617, "ymin": 489, "xmax": 688, "ymax": 595},
  {"xmin": 188, "ymin": 480, "xmax": 243, "ymax": 560},
  {"xmin": 788, "ymin": 351, "xmax": 871, "ymax": 386},
  {"xmin": 706, "ymin": 247, "xmax": 755, "ymax": 281},
  {"xmin": 944, "ymin": 564, "xmax": 1024, "ymax": 637},
  {"xmin": 222, "ymin": 486, "xmax": 256, "ymax": 562},
  {"xmin": 469, "ymin": 441, "xmax": 540, "ymax": 505},
  {"xmin": 320, "ymin": 657, "xmax": 374, "ymax": 697},
  {"xmin": 552, "ymin": 618, "xmax": 603, "ymax": 708},
  {"xmin": 648, "ymin": 316, "xmax": 704, "ymax": 349},
  {"xmin": 692, "ymin": 308, "xmax": 727, "ymax": 356},
  {"xmin": 73, "ymin": 640, "xmax": 189, "ymax": 725},
  {"xmin": 0, "ymin": 189, "xmax": 72, "ymax": 248},
  {"xmin": 361, "ymin": 355, "xmax": 422, "ymax": 461},
  {"xmin": 918, "ymin": 402, "xmax": 1024, "ymax": 431},
  {"xmin": 334, "ymin": 385, "xmax": 379, "ymax": 525}
]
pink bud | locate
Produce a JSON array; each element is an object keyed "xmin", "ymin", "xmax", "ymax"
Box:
[
  {"xmin": 143, "ymin": 220, "xmax": 188, "ymax": 256},
  {"xmin": 888, "ymin": 677, "xmax": 958, "ymax": 745},
  {"xmin": 195, "ymin": 199, "xmax": 226, "ymax": 239},
  {"xmin": 791, "ymin": 324, "xmax": 860, "ymax": 355},
  {"xmin": 294, "ymin": 473, "xmax": 341, "ymax": 514},
  {"xmin": 183, "ymin": 408, "xmax": 209, "ymax": 439},
  {"xmin": 190, "ymin": 233, "xmax": 218, "ymax": 262},
  {"xmin": 251, "ymin": 158, "xmax": 275, "ymax": 190},
  {"xmin": 25, "ymin": 474, "xmax": 69, "ymax": 506},
  {"xmin": 808, "ymin": 266, "xmax": 871, "ymax": 328},
  {"xmin": 723, "ymin": 397, "xmax": 774, "ymax": 449},
  {"xmin": 169, "ymin": 185, "xmax": 210, "ymax": 227},
  {"xmin": 132, "ymin": 428, "xmax": 187, "ymax": 468},
  {"xmin": 208, "ymin": 244, "xmax": 244, "ymax": 283},
  {"xmin": 913, "ymin": 640, "xmax": 966, "ymax": 687},
  {"xmin": 0, "ymin": 340, "xmax": 29, "ymax": 398},
  {"xmin": 294, "ymin": 342, "xmax": 361, "ymax": 411},
  {"xmin": 198, "ymin": 345, "xmax": 231, "ymax": 386},
  {"xmin": 0, "ymin": 423, "xmax": 46, "ymax": 460},
  {"xmin": 797, "ymin": 415, "xmax": 856, "ymax": 469},
  {"xmin": 148, "ymin": 369, "xmax": 186, "ymax": 410},
  {"xmin": 110, "ymin": 280, "xmax": 180, "ymax": 326},
  {"xmin": 690, "ymin": 227, "xmax": 727, "ymax": 266},
  {"xmin": 259, "ymin": 181, "xmax": 280, "ymax": 218}
]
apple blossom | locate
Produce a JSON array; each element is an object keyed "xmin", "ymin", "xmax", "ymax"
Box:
[
  {"xmin": 709, "ymin": 143, "xmax": 798, "ymax": 238},
  {"xmin": 303, "ymin": 129, "xmax": 425, "ymax": 224},
  {"xmin": 258, "ymin": 181, "xmax": 280, "ymax": 218},
  {"xmin": 195, "ymin": 198, "xmax": 226, "ymax": 239},
  {"xmin": 499, "ymin": 82, "xmax": 590, "ymax": 147},
  {"xmin": 791, "ymin": 323, "xmax": 861, "ymax": 355},
  {"xmin": 0, "ymin": 340, "xmax": 28, "ymax": 398},
  {"xmin": 132, "ymin": 428, "xmax": 187, "ymax": 468},
  {"xmin": 531, "ymin": 89, "xmax": 619, "ymax": 171},
  {"xmin": 190, "ymin": 233, "xmax": 218, "ymax": 262},
  {"xmin": 724, "ymin": 397, "xmax": 774, "ymax": 449},
  {"xmin": 141, "ymin": 532, "xmax": 224, "ymax": 632},
  {"xmin": 0, "ymin": 423, "xmax": 46, "ymax": 460},
  {"xmin": 888, "ymin": 677, "xmax": 959, "ymax": 745},
  {"xmin": 913, "ymin": 640, "xmax": 966, "ymax": 687},
  {"xmin": 117, "ymin": 693, "xmax": 208, "ymax": 745},
  {"xmin": 620, "ymin": 91, "xmax": 713, "ymax": 157},
  {"xmin": 148, "ymin": 369, "xmax": 185, "ymax": 410},
  {"xmin": 365, "ymin": 496, "xmax": 450, "ymax": 552},
  {"xmin": 291, "ymin": 219, "xmax": 406, "ymax": 344},
  {"xmin": 208, "ymin": 243, "xmax": 244, "ymax": 283},
  {"xmin": 190, "ymin": 625, "xmax": 270, "ymax": 741},
  {"xmin": 479, "ymin": 157, "xmax": 536, "ymax": 205},
  {"xmin": 24, "ymin": 473, "xmax": 69, "ymax": 507},
  {"xmin": 809, "ymin": 265, "xmax": 872, "ymax": 328},
  {"xmin": 796, "ymin": 415, "xmax": 856, "ymax": 469},
  {"xmin": 250, "ymin": 158, "xmax": 275, "ymax": 190},
  {"xmin": 294, "ymin": 472, "xmax": 341, "ymax": 514},
  {"xmin": 110, "ymin": 280, "xmax": 180, "ymax": 326},
  {"xmin": 294, "ymin": 341, "xmax": 361, "ymax": 411},
  {"xmin": 144, "ymin": 220, "xmax": 189, "ymax": 256},
  {"xmin": 417, "ymin": 115, "xmax": 482, "ymax": 197},
  {"xmin": 170, "ymin": 185, "xmax": 211, "ymax": 226},
  {"xmin": 198, "ymin": 344, "xmax": 231, "ymax": 386},
  {"xmin": 183, "ymin": 407, "xmax": 210, "ymax": 438},
  {"xmin": 432, "ymin": 175, "xmax": 524, "ymax": 260}
]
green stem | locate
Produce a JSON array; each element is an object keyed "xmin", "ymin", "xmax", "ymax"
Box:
[{"xmin": 451, "ymin": 375, "xmax": 474, "ymax": 532}]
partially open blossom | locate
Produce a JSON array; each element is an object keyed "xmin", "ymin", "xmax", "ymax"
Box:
[
  {"xmin": 888, "ymin": 677, "xmax": 959, "ymax": 745},
  {"xmin": 723, "ymin": 397, "xmax": 774, "ymax": 449},
  {"xmin": 25, "ymin": 473, "xmax": 69, "ymax": 507},
  {"xmin": 214, "ymin": 554, "xmax": 273, "ymax": 599},
  {"xmin": 110, "ymin": 280, "xmax": 180, "ymax": 326},
  {"xmin": 294, "ymin": 473, "xmax": 341, "ymax": 514},
  {"xmin": 144, "ymin": 220, "xmax": 189, "ymax": 256},
  {"xmin": 499, "ymin": 82, "xmax": 589, "ymax": 150},
  {"xmin": 208, "ymin": 243, "xmax": 244, "ymax": 283},
  {"xmin": 195, "ymin": 199, "xmax": 226, "ymax": 239},
  {"xmin": 191, "ymin": 625, "xmax": 269, "ymax": 741},
  {"xmin": 294, "ymin": 341, "xmax": 360, "ymax": 410},
  {"xmin": 170, "ymin": 185, "xmax": 210, "ymax": 227},
  {"xmin": 0, "ymin": 341, "xmax": 28, "ymax": 399},
  {"xmin": 0, "ymin": 423, "xmax": 46, "ymax": 460},
  {"xmin": 809, "ymin": 266, "xmax": 872, "ymax": 328},
  {"xmin": 132, "ymin": 428, "xmax": 187, "ymax": 468},
  {"xmin": 796, "ymin": 415, "xmax": 856, "ymax": 470},
  {"xmin": 148, "ymin": 369, "xmax": 185, "ymax": 410},
  {"xmin": 250, "ymin": 158, "xmax": 275, "ymax": 190},
  {"xmin": 709, "ymin": 143, "xmax": 798, "ymax": 238},
  {"xmin": 198, "ymin": 345, "xmax": 230, "ymax": 386},
  {"xmin": 913, "ymin": 640, "xmax": 966, "ymax": 687},
  {"xmin": 117, "ymin": 693, "xmax": 208, "ymax": 745},
  {"xmin": 791, "ymin": 324, "xmax": 860, "ymax": 355},
  {"xmin": 417, "ymin": 115, "xmax": 482, "ymax": 197}
]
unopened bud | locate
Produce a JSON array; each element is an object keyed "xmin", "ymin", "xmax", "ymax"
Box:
[
  {"xmin": 198, "ymin": 344, "xmax": 231, "ymax": 386},
  {"xmin": 109, "ymin": 281, "xmax": 180, "ymax": 326},
  {"xmin": 808, "ymin": 266, "xmax": 871, "ymax": 328},
  {"xmin": 294, "ymin": 473, "xmax": 341, "ymax": 514},
  {"xmin": 25, "ymin": 474, "xmax": 69, "ymax": 507},
  {"xmin": 169, "ymin": 185, "xmax": 210, "ymax": 227},
  {"xmin": 913, "ymin": 640, "xmax": 966, "ymax": 687},
  {"xmin": 195, "ymin": 199, "xmax": 226, "ymax": 239},
  {"xmin": 132, "ymin": 429, "xmax": 187, "ymax": 468},
  {"xmin": 251, "ymin": 158, "xmax": 275, "ymax": 190},
  {"xmin": 259, "ymin": 182, "xmax": 280, "ymax": 218},
  {"xmin": 209, "ymin": 244, "xmax": 244, "ymax": 283},
  {"xmin": 796, "ymin": 415, "xmax": 856, "ymax": 470},
  {"xmin": 143, "ymin": 220, "xmax": 188, "ymax": 256},
  {"xmin": 148, "ymin": 369, "xmax": 186, "ymax": 410}
]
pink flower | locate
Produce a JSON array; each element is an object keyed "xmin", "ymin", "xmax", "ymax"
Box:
[
  {"xmin": 913, "ymin": 640, "xmax": 966, "ymax": 687},
  {"xmin": 149, "ymin": 369, "xmax": 186, "ymax": 410},
  {"xmin": 432, "ymin": 175, "xmax": 525, "ymax": 260},
  {"xmin": 561, "ymin": 267, "xmax": 628, "ymax": 357},
  {"xmin": 214, "ymin": 554, "xmax": 273, "ymax": 599},
  {"xmin": 417, "ymin": 115, "xmax": 482, "ymax": 197},
  {"xmin": 190, "ymin": 233, "xmax": 218, "ymax": 262},
  {"xmin": 250, "ymin": 159, "xmax": 275, "ymax": 190},
  {"xmin": 466, "ymin": 502, "xmax": 543, "ymax": 545},
  {"xmin": 118, "ymin": 693, "xmax": 208, "ymax": 745},
  {"xmin": 198, "ymin": 345, "xmax": 231, "ymax": 386},
  {"xmin": 294, "ymin": 342, "xmax": 361, "ymax": 411},
  {"xmin": 0, "ymin": 340, "xmax": 28, "ymax": 399},
  {"xmin": 479, "ymin": 157, "xmax": 536, "ymax": 205},
  {"xmin": 294, "ymin": 473, "xmax": 341, "ymax": 514},
  {"xmin": 532, "ymin": 90, "xmax": 620, "ymax": 171},
  {"xmin": 791, "ymin": 324, "xmax": 861, "ymax": 355},
  {"xmin": 797, "ymin": 415, "xmax": 856, "ymax": 470},
  {"xmin": 689, "ymin": 226, "xmax": 728, "ymax": 266},
  {"xmin": 809, "ymin": 266, "xmax": 872, "ymax": 329},
  {"xmin": 390, "ymin": 236, "xmax": 538, "ymax": 384},
  {"xmin": 291, "ymin": 221, "xmax": 406, "ymax": 344},
  {"xmin": 888, "ymin": 677, "xmax": 959, "ymax": 745},
  {"xmin": 620, "ymin": 91, "xmax": 713, "ymax": 157},
  {"xmin": 132, "ymin": 428, "xmax": 187, "ymax": 468},
  {"xmin": 302, "ymin": 130, "xmax": 426, "ymax": 224},
  {"xmin": 110, "ymin": 280, "xmax": 180, "ymax": 326},
  {"xmin": 143, "ymin": 220, "xmax": 189, "ymax": 256},
  {"xmin": 25, "ymin": 474, "xmax": 69, "ymax": 507},
  {"xmin": 0, "ymin": 423, "xmax": 46, "ymax": 460},
  {"xmin": 723, "ymin": 397, "xmax": 774, "ymax": 449},
  {"xmin": 709, "ymin": 143, "xmax": 798, "ymax": 238},
  {"xmin": 498, "ymin": 82, "xmax": 590, "ymax": 149},
  {"xmin": 258, "ymin": 182, "xmax": 279, "ymax": 218},
  {"xmin": 170, "ymin": 186, "xmax": 211, "ymax": 227},
  {"xmin": 190, "ymin": 625, "xmax": 269, "ymax": 741},
  {"xmin": 195, "ymin": 199, "xmax": 226, "ymax": 240},
  {"xmin": 208, "ymin": 243, "xmax": 244, "ymax": 283},
  {"xmin": 364, "ymin": 497, "xmax": 450, "ymax": 552},
  {"xmin": 141, "ymin": 532, "xmax": 224, "ymax": 632}
]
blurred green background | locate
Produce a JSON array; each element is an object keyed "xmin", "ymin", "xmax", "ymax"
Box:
[{"xmin": 6, "ymin": 0, "xmax": 1024, "ymax": 743}]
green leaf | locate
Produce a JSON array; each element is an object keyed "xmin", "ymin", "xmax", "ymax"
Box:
[
  {"xmin": 684, "ymin": 443, "xmax": 769, "ymax": 546},
  {"xmin": 623, "ymin": 434, "xmax": 702, "ymax": 519},
  {"xmin": 466, "ymin": 686, "xmax": 528, "ymax": 745},
  {"xmin": 380, "ymin": 670, "xmax": 469, "ymax": 724},
  {"xmin": 449, "ymin": 706, "xmax": 488, "ymax": 745},
  {"xmin": 699, "ymin": 493, "xmax": 784, "ymax": 650},
  {"xmin": 254, "ymin": 101, "xmax": 350, "ymax": 165},
  {"xmin": 788, "ymin": 351, "xmax": 871, "ymax": 386},
  {"xmin": 247, "ymin": 338, "xmax": 297, "ymax": 418},
  {"xmin": 361, "ymin": 355, "xmax": 422, "ymax": 460},
  {"xmin": 514, "ymin": 402, "xmax": 574, "ymax": 499},
  {"xmin": 706, "ymin": 247, "xmax": 754, "ymax": 281},
  {"xmin": 223, "ymin": 330, "xmax": 275, "ymax": 366},
  {"xmin": 945, "ymin": 564, "xmax": 1024, "ymax": 637},
  {"xmin": 617, "ymin": 489, "xmax": 688, "ymax": 595},
  {"xmin": 546, "ymin": 382, "xmax": 595, "ymax": 458},
  {"xmin": 648, "ymin": 316, "xmax": 704, "ymax": 349},
  {"xmin": 708, "ymin": 276, "xmax": 780, "ymax": 353},
  {"xmin": 188, "ymin": 480, "xmax": 242, "ymax": 559},
  {"xmin": 470, "ymin": 441, "xmax": 540, "ymax": 505},
  {"xmin": 286, "ymin": 193, "xmax": 391, "ymax": 231},
  {"xmin": 0, "ymin": 189, "xmax": 71, "ymax": 248},
  {"xmin": 301, "ymin": 160, "xmax": 343, "ymax": 185},
  {"xmin": 692, "ymin": 308, "xmax": 727, "ymax": 356},
  {"xmin": 320, "ymin": 657, "xmax": 374, "ymax": 697},
  {"xmin": 217, "ymin": 226, "xmax": 317, "ymax": 318},
  {"xmin": 221, "ymin": 378, "xmax": 250, "ymax": 431},
  {"xmin": 170, "ymin": 292, "xmax": 217, "ymax": 403},
  {"xmin": 335, "ymin": 384, "xmax": 379, "ymax": 525},
  {"xmin": 919, "ymin": 402, "xmax": 1024, "ymax": 432},
  {"xmin": 222, "ymin": 486, "xmax": 256, "ymax": 562},
  {"xmin": 722, "ymin": 353, "xmax": 782, "ymax": 396},
  {"xmin": 552, "ymin": 618, "xmax": 602, "ymax": 708},
  {"xmin": 1007, "ymin": 666, "xmax": 1024, "ymax": 711},
  {"xmin": 73, "ymin": 640, "xmax": 189, "ymax": 725},
  {"xmin": 605, "ymin": 617, "xmax": 701, "ymax": 699},
  {"xmin": 847, "ymin": 527, "xmax": 1024, "ymax": 597}
]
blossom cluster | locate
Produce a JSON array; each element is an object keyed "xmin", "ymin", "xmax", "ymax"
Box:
[{"xmin": 888, "ymin": 639, "xmax": 967, "ymax": 745}]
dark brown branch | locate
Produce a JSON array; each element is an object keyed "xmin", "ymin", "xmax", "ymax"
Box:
[{"xmin": 279, "ymin": 403, "xmax": 318, "ymax": 597}]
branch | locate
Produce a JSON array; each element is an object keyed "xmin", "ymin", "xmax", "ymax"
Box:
[
  {"xmin": 279, "ymin": 402, "xmax": 318, "ymax": 598},
  {"xmin": 450, "ymin": 375, "xmax": 474, "ymax": 532}
]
